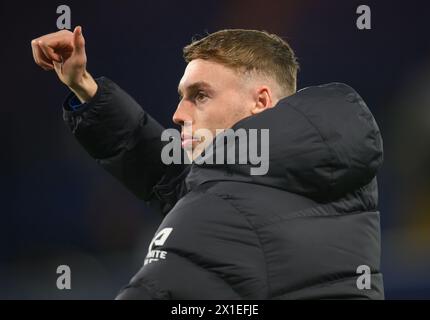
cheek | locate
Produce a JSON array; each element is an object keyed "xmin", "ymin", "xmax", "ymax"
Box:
[
  {"xmin": 196, "ymin": 93, "xmax": 248, "ymax": 130},
  {"xmin": 221, "ymin": 95, "xmax": 250, "ymax": 126},
  {"xmin": 196, "ymin": 100, "xmax": 227, "ymax": 129},
  {"xmin": 211, "ymin": 101, "xmax": 237, "ymax": 129}
]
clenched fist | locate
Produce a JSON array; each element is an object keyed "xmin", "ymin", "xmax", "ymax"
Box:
[{"xmin": 31, "ymin": 26, "xmax": 98, "ymax": 103}]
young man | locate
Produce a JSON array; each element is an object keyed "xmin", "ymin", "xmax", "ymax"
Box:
[{"xmin": 31, "ymin": 27, "xmax": 384, "ymax": 299}]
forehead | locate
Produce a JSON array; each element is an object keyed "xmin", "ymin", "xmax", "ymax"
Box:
[{"xmin": 178, "ymin": 59, "xmax": 241, "ymax": 93}]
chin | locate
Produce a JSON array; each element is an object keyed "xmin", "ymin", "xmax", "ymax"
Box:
[{"xmin": 189, "ymin": 143, "xmax": 206, "ymax": 161}]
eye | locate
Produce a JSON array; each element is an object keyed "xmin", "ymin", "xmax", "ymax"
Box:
[{"xmin": 195, "ymin": 91, "xmax": 208, "ymax": 103}]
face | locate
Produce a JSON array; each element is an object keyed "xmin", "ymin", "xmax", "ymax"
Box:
[{"xmin": 174, "ymin": 59, "xmax": 272, "ymax": 161}]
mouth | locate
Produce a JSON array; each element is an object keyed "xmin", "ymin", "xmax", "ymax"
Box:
[{"xmin": 181, "ymin": 133, "xmax": 201, "ymax": 149}]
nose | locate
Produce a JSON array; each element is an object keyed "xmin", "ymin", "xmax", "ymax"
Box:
[{"xmin": 172, "ymin": 100, "xmax": 193, "ymax": 126}]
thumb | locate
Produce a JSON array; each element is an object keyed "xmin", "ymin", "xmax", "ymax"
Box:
[{"xmin": 73, "ymin": 26, "xmax": 85, "ymax": 56}]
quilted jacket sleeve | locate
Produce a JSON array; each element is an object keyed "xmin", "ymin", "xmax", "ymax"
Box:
[{"xmin": 62, "ymin": 77, "xmax": 182, "ymax": 211}]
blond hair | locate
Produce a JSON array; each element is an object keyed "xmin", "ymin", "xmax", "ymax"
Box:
[{"xmin": 183, "ymin": 29, "xmax": 299, "ymax": 96}]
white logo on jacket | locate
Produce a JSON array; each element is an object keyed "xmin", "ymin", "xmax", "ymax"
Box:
[{"xmin": 144, "ymin": 228, "xmax": 173, "ymax": 265}]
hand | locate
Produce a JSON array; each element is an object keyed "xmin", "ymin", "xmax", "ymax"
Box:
[{"xmin": 31, "ymin": 26, "xmax": 98, "ymax": 103}]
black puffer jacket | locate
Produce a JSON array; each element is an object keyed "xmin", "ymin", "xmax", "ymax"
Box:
[{"xmin": 63, "ymin": 77, "xmax": 384, "ymax": 299}]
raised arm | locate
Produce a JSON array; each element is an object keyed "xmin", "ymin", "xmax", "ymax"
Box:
[{"xmin": 31, "ymin": 27, "xmax": 185, "ymax": 213}]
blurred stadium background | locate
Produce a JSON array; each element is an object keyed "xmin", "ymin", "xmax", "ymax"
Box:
[{"xmin": 0, "ymin": 0, "xmax": 429, "ymax": 299}]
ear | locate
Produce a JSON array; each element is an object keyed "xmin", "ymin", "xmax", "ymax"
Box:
[{"xmin": 251, "ymin": 86, "xmax": 275, "ymax": 115}]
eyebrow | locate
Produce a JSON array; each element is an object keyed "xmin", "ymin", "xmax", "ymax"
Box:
[{"xmin": 178, "ymin": 81, "xmax": 213, "ymax": 99}]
